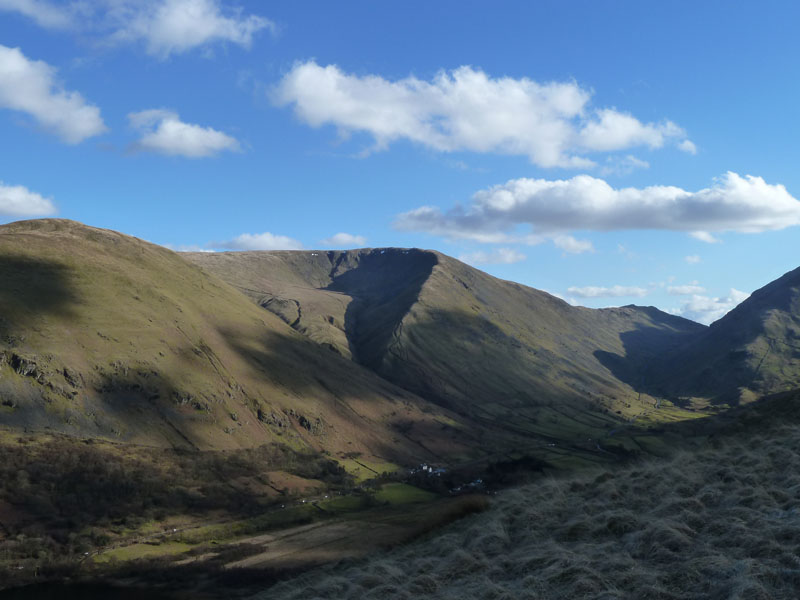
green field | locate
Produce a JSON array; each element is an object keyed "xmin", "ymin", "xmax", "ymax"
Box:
[
  {"xmin": 375, "ymin": 483, "xmax": 437, "ymax": 505},
  {"xmin": 94, "ymin": 541, "xmax": 193, "ymax": 563}
]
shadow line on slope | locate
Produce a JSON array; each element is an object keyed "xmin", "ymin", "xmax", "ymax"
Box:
[
  {"xmin": 217, "ymin": 326, "xmax": 367, "ymax": 396},
  {"xmin": 324, "ymin": 250, "xmax": 438, "ymax": 370},
  {"xmin": 0, "ymin": 256, "xmax": 80, "ymax": 338},
  {"xmin": 215, "ymin": 324, "xmax": 479, "ymax": 466},
  {"xmin": 593, "ymin": 322, "xmax": 713, "ymax": 404}
]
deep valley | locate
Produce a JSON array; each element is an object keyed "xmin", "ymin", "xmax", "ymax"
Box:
[{"xmin": 1, "ymin": 219, "xmax": 799, "ymax": 598}]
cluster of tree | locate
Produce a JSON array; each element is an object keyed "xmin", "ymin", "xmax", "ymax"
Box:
[{"xmin": 0, "ymin": 434, "xmax": 351, "ymax": 589}]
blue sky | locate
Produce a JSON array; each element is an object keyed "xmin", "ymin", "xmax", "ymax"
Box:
[{"xmin": 2, "ymin": 1, "xmax": 800, "ymax": 324}]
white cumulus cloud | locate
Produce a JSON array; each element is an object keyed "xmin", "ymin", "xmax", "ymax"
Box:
[
  {"xmin": 0, "ymin": 45, "xmax": 107, "ymax": 143},
  {"xmin": 566, "ymin": 285, "xmax": 649, "ymax": 298},
  {"xmin": 212, "ymin": 232, "xmax": 303, "ymax": 251},
  {"xmin": 685, "ymin": 255, "xmax": 701, "ymax": 264},
  {"xmin": 320, "ymin": 232, "xmax": 367, "ymax": 247},
  {"xmin": 274, "ymin": 61, "xmax": 692, "ymax": 168},
  {"xmin": 578, "ymin": 109, "xmax": 683, "ymax": 152},
  {"xmin": 395, "ymin": 172, "xmax": 800, "ymax": 247},
  {"xmin": 128, "ymin": 109, "xmax": 240, "ymax": 157},
  {"xmin": 0, "ymin": 181, "xmax": 56, "ymax": 216},
  {"xmin": 670, "ymin": 289, "xmax": 750, "ymax": 325},
  {"xmin": 107, "ymin": 0, "xmax": 274, "ymax": 58},
  {"xmin": 458, "ymin": 247, "xmax": 526, "ymax": 266}
]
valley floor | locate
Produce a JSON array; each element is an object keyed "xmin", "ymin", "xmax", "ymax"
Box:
[
  {"xmin": 256, "ymin": 406, "xmax": 800, "ymax": 600},
  {"xmin": 2, "ymin": 396, "xmax": 798, "ymax": 599}
]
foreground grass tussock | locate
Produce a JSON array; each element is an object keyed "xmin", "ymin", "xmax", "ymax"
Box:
[{"xmin": 259, "ymin": 422, "xmax": 800, "ymax": 599}]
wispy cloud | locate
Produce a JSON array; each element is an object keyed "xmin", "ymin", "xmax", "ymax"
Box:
[
  {"xmin": 566, "ymin": 285, "xmax": 649, "ymax": 298},
  {"xmin": 668, "ymin": 284, "xmax": 706, "ymax": 295},
  {"xmin": 458, "ymin": 247, "xmax": 526, "ymax": 266},
  {"xmin": 678, "ymin": 139, "xmax": 697, "ymax": 154},
  {"xmin": 0, "ymin": 0, "xmax": 274, "ymax": 58},
  {"xmin": 0, "ymin": 0, "xmax": 80, "ymax": 29},
  {"xmin": 163, "ymin": 243, "xmax": 214, "ymax": 253},
  {"xmin": 600, "ymin": 154, "xmax": 650, "ymax": 176},
  {"xmin": 211, "ymin": 232, "xmax": 303, "ymax": 251},
  {"xmin": 690, "ymin": 231, "xmax": 720, "ymax": 243},
  {"xmin": 108, "ymin": 0, "xmax": 275, "ymax": 58},
  {"xmin": 320, "ymin": 232, "xmax": 366, "ymax": 247},
  {"xmin": 553, "ymin": 235, "xmax": 594, "ymax": 254}
]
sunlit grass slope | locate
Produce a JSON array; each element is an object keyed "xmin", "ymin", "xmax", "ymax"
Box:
[
  {"xmin": 259, "ymin": 392, "xmax": 800, "ymax": 600},
  {"xmin": 0, "ymin": 219, "xmax": 461, "ymax": 462}
]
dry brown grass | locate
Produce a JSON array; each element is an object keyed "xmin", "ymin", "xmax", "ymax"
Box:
[{"xmin": 255, "ymin": 421, "xmax": 800, "ymax": 599}]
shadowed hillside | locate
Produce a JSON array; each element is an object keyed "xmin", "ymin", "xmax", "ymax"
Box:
[
  {"xmin": 0, "ymin": 219, "xmax": 464, "ymax": 465},
  {"xmin": 181, "ymin": 248, "xmax": 438, "ymax": 365},
  {"xmin": 641, "ymin": 265, "xmax": 800, "ymax": 405},
  {"xmin": 376, "ymin": 253, "xmax": 704, "ymax": 421}
]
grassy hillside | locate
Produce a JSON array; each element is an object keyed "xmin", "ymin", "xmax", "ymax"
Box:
[
  {"xmin": 0, "ymin": 218, "xmax": 712, "ymax": 482},
  {"xmin": 259, "ymin": 391, "xmax": 800, "ymax": 600},
  {"xmin": 188, "ymin": 248, "xmax": 706, "ymax": 460},
  {"xmin": 379, "ymin": 252, "xmax": 703, "ymax": 421},
  {"xmin": 646, "ymin": 265, "xmax": 800, "ymax": 405},
  {"xmin": 0, "ymin": 219, "xmax": 464, "ymax": 464},
  {"xmin": 5, "ymin": 220, "xmax": 800, "ymax": 597},
  {"xmin": 0, "ymin": 220, "xmax": 487, "ymax": 592}
]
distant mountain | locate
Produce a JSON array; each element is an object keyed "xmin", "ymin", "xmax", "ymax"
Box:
[
  {"xmin": 7, "ymin": 218, "xmax": 796, "ymax": 471},
  {"xmin": 187, "ymin": 247, "xmax": 704, "ymax": 454},
  {"xmin": 648, "ymin": 265, "xmax": 800, "ymax": 404}
]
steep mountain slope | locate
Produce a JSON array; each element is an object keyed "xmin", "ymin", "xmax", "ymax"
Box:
[
  {"xmin": 647, "ymin": 265, "xmax": 800, "ymax": 404},
  {"xmin": 187, "ymin": 248, "xmax": 705, "ymax": 453},
  {"xmin": 183, "ymin": 248, "xmax": 437, "ymax": 364},
  {"xmin": 0, "ymin": 220, "xmax": 462, "ymax": 464}
]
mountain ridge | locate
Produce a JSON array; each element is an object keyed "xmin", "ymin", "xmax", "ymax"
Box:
[
  {"xmin": 5, "ymin": 217, "xmax": 799, "ymax": 470},
  {"xmin": 186, "ymin": 242, "xmax": 707, "ymax": 462},
  {"xmin": 0, "ymin": 219, "xmax": 468, "ymax": 466},
  {"xmin": 640, "ymin": 264, "xmax": 800, "ymax": 404}
]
